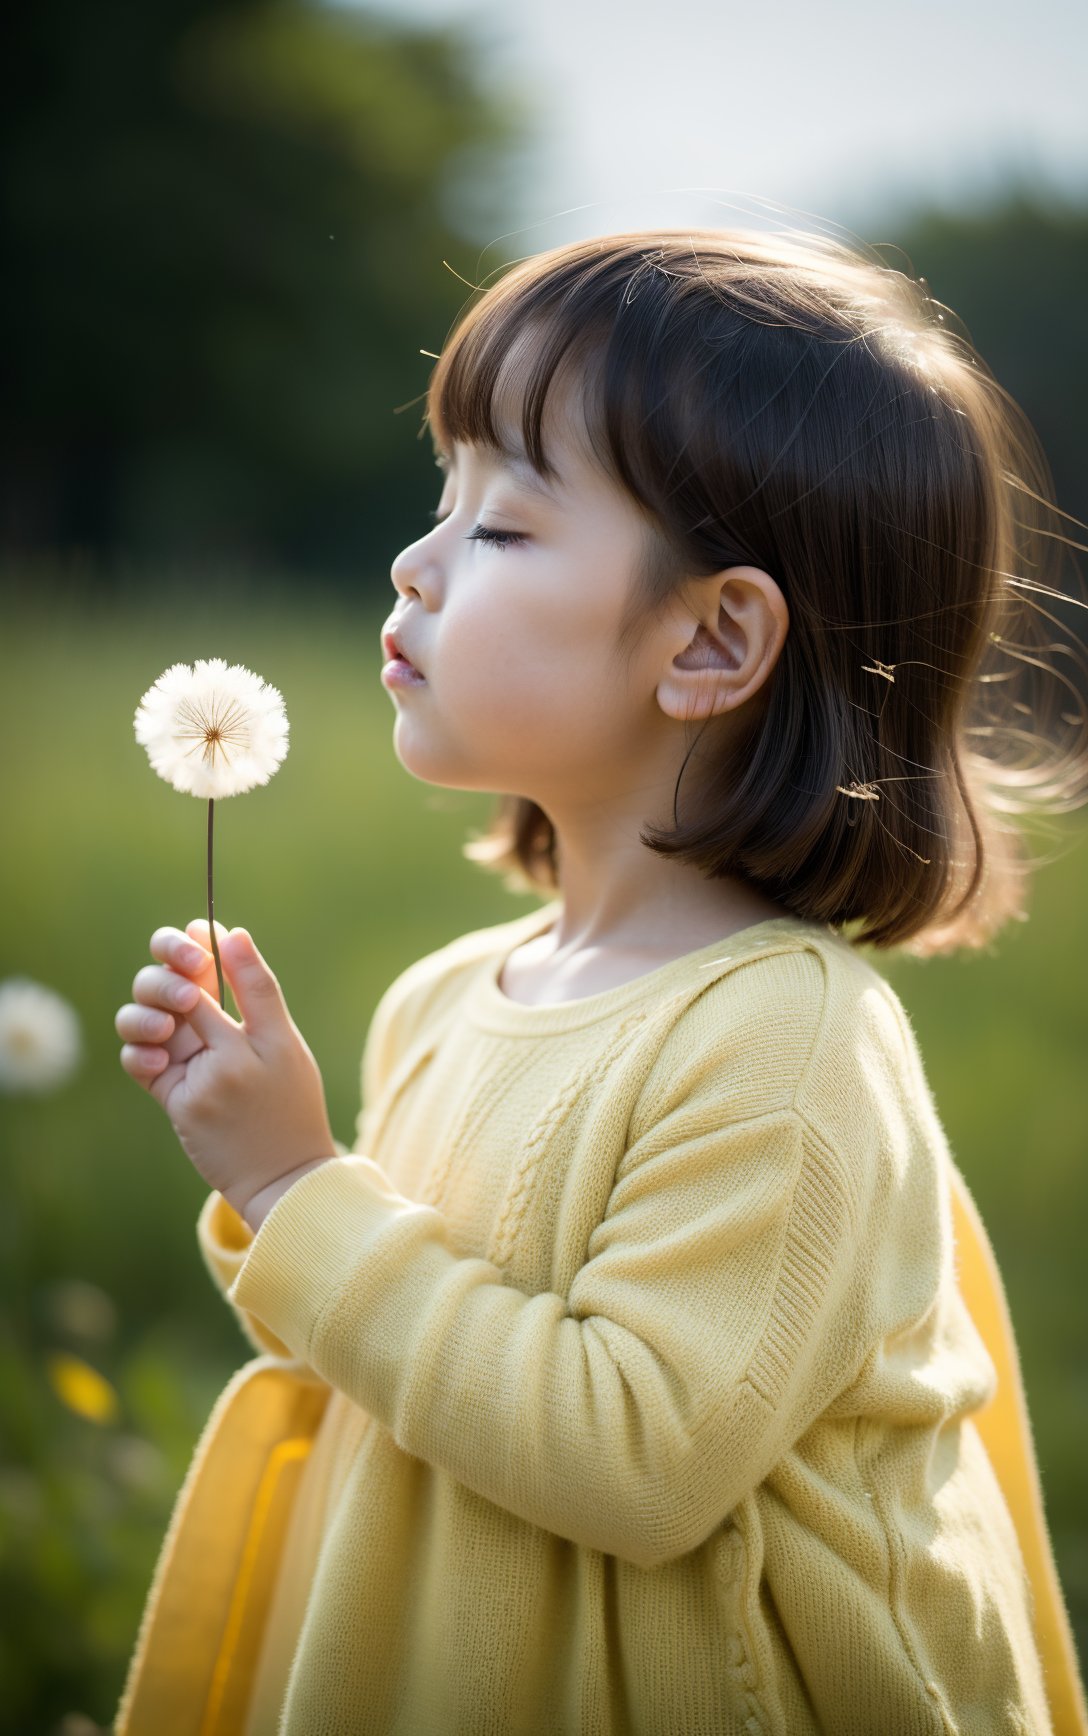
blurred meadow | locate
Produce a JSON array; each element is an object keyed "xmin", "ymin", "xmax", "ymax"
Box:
[{"xmin": 4, "ymin": 0, "xmax": 1088, "ymax": 1727}]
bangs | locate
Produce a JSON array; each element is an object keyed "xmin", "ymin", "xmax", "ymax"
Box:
[{"xmin": 424, "ymin": 255, "xmax": 630, "ymax": 490}]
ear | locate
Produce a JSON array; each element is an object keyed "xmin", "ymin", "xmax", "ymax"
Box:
[{"xmin": 655, "ymin": 567, "xmax": 789, "ymax": 724}]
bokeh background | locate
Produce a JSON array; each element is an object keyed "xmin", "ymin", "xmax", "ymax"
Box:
[{"xmin": 3, "ymin": 0, "xmax": 1087, "ymax": 1728}]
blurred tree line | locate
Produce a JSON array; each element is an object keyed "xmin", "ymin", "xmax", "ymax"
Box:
[
  {"xmin": 2, "ymin": 0, "xmax": 531, "ymax": 584},
  {"xmin": 885, "ymin": 185, "xmax": 1088, "ymax": 542},
  {"xmin": 3, "ymin": 0, "xmax": 1086, "ymax": 596}
]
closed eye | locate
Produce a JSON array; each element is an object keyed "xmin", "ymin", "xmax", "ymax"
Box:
[
  {"xmin": 465, "ymin": 524, "xmax": 526, "ymax": 551},
  {"xmin": 427, "ymin": 510, "xmax": 526, "ymax": 551}
]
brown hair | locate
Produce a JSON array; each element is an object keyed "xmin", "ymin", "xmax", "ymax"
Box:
[{"xmin": 422, "ymin": 226, "xmax": 1088, "ymax": 956}]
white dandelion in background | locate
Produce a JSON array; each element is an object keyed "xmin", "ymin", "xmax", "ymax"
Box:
[
  {"xmin": 134, "ymin": 658, "xmax": 289, "ymax": 1006},
  {"xmin": 0, "ymin": 978, "xmax": 83, "ymax": 1093}
]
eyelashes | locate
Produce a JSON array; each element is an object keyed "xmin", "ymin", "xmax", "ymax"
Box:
[
  {"xmin": 465, "ymin": 525, "xmax": 526, "ymax": 551},
  {"xmin": 427, "ymin": 510, "xmax": 527, "ymax": 552}
]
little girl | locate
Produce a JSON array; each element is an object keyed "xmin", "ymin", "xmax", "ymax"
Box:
[{"xmin": 113, "ymin": 226, "xmax": 1088, "ymax": 1735}]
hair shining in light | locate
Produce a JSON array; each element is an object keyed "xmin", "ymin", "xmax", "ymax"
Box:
[{"xmin": 422, "ymin": 226, "xmax": 1088, "ymax": 957}]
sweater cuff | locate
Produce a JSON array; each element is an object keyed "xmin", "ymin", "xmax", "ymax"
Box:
[
  {"xmin": 227, "ymin": 1154, "xmax": 427, "ymax": 1363},
  {"xmin": 199, "ymin": 1139, "xmax": 353, "ymax": 1275},
  {"xmin": 198, "ymin": 1187, "xmax": 254, "ymax": 1279}
]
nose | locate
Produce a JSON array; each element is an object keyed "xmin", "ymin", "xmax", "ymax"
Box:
[{"xmin": 390, "ymin": 529, "xmax": 435, "ymax": 601}]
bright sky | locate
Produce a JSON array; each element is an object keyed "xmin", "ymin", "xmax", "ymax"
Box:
[{"xmin": 346, "ymin": 0, "xmax": 1088, "ymax": 256}]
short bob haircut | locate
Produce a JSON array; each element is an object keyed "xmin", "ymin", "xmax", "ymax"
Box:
[{"xmin": 421, "ymin": 227, "xmax": 1088, "ymax": 957}]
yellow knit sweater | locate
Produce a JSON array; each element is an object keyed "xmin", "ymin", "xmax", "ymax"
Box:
[{"xmin": 114, "ymin": 902, "xmax": 1086, "ymax": 1736}]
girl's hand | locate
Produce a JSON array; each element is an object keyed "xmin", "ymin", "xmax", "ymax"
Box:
[{"xmin": 115, "ymin": 919, "xmax": 338, "ymax": 1225}]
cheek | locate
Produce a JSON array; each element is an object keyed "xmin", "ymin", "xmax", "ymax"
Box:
[
  {"xmin": 451, "ymin": 609, "xmax": 622, "ymax": 740},
  {"xmin": 409, "ymin": 644, "xmax": 604, "ymax": 788},
  {"xmin": 394, "ymin": 565, "xmax": 645, "ymax": 781},
  {"xmin": 439, "ymin": 601, "xmax": 554, "ymax": 710}
]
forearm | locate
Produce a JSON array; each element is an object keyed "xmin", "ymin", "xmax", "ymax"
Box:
[
  {"xmin": 231, "ymin": 1157, "xmax": 691, "ymax": 1563},
  {"xmin": 226, "ymin": 1117, "xmax": 857, "ymax": 1569}
]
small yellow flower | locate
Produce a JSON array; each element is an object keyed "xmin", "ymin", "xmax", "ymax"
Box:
[{"xmin": 46, "ymin": 1352, "xmax": 120, "ymax": 1425}]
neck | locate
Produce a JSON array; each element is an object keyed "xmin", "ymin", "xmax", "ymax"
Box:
[{"xmin": 532, "ymin": 793, "xmax": 789, "ymax": 959}]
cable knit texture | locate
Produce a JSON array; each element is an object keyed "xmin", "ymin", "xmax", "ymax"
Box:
[{"xmin": 113, "ymin": 901, "xmax": 1082, "ymax": 1736}]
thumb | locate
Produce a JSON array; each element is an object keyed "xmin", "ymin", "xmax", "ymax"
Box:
[{"xmin": 219, "ymin": 928, "xmax": 290, "ymax": 1031}]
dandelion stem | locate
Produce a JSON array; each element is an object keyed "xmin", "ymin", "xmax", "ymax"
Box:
[{"xmin": 207, "ymin": 798, "xmax": 225, "ymax": 1009}]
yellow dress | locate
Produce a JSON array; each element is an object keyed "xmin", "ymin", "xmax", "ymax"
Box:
[{"xmin": 114, "ymin": 904, "xmax": 1087, "ymax": 1734}]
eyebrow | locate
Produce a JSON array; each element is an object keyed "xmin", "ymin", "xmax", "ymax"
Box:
[{"xmin": 435, "ymin": 438, "xmax": 563, "ymax": 502}]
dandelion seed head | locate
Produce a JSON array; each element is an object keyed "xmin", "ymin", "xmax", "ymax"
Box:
[
  {"xmin": 133, "ymin": 657, "xmax": 289, "ymax": 799},
  {"xmin": 0, "ymin": 978, "xmax": 83, "ymax": 1093}
]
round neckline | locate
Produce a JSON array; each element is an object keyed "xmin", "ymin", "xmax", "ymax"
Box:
[{"xmin": 466, "ymin": 900, "xmax": 831, "ymax": 1034}]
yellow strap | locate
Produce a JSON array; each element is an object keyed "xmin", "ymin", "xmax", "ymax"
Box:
[
  {"xmin": 199, "ymin": 1437, "xmax": 314, "ymax": 1736},
  {"xmin": 115, "ymin": 1361, "xmax": 329, "ymax": 1736},
  {"xmin": 948, "ymin": 1158, "xmax": 1087, "ymax": 1735}
]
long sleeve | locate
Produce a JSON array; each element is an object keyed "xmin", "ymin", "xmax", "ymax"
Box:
[
  {"xmin": 195, "ymin": 960, "xmax": 411, "ymax": 1360},
  {"xmin": 226, "ymin": 1066, "xmax": 870, "ymax": 1570},
  {"xmin": 197, "ymin": 1188, "xmax": 296, "ymax": 1360},
  {"xmin": 197, "ymin": 1138, "xmax": 353, "ymax": 1362}
]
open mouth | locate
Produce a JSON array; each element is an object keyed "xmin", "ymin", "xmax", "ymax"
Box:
[
  {"xmin": 381, "ymin": 643, "xmax": 427, "ymax": 687},
  {"xmin": 382, "ymin": 628, "xmax": 423, "ymax": 675}
]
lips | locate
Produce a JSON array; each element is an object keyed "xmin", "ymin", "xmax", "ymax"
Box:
[{"xmin": 382, "ymin": 626, "xmax": 422, "ymax": 674}]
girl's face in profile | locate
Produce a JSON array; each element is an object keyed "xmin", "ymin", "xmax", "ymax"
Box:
[{"xmin": 385, "ymin": 375, "xmax": 686, "ymax": 810}]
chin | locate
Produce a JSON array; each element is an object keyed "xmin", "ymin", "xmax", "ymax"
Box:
[{"xmin": 392, "ymin": 737, "xmax": 492, "ymax": 795}]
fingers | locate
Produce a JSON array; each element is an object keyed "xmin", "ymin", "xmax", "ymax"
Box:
[
  {"xmin": 184, "ymin": 919, "xmax": 229, "ymax": 955},
  {"xmin": 119, "ymin": 1040, "xmax": 170, "ymax": 1079},
  {"xmin": 131, "ymin": 963, "xmax": 201, "ymax": 1014},
  {"xmin": 149, "ymin": 924, "xmax": 207, "ymax": 972},
  {"xmin": 118, "ymin": 924, "xmax": 229, "ymax": 1090},
  {"xmin": 117, "ymin": 989, "xmax": 206, "ymax": 1085},
  {"xmin": 116, "ymin": 994, "xmax": 181, "ymax": 1082},
  {"xmin": 150, "ymin": 924, "xmax": 222, "ymax": 984},
  {"xmin": 115, "ymin": 1003, "xmax": 176, "ymax": 1045}
]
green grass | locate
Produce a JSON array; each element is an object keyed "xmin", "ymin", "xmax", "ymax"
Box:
[{"xmin": 1, "ymin": 577, "xmax": 1085, "ymax": 1729}]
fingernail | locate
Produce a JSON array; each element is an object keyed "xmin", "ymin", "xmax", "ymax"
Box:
[{"xmin": 179, "ymin": 944, "xmax": 204, "ymax": 969}]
